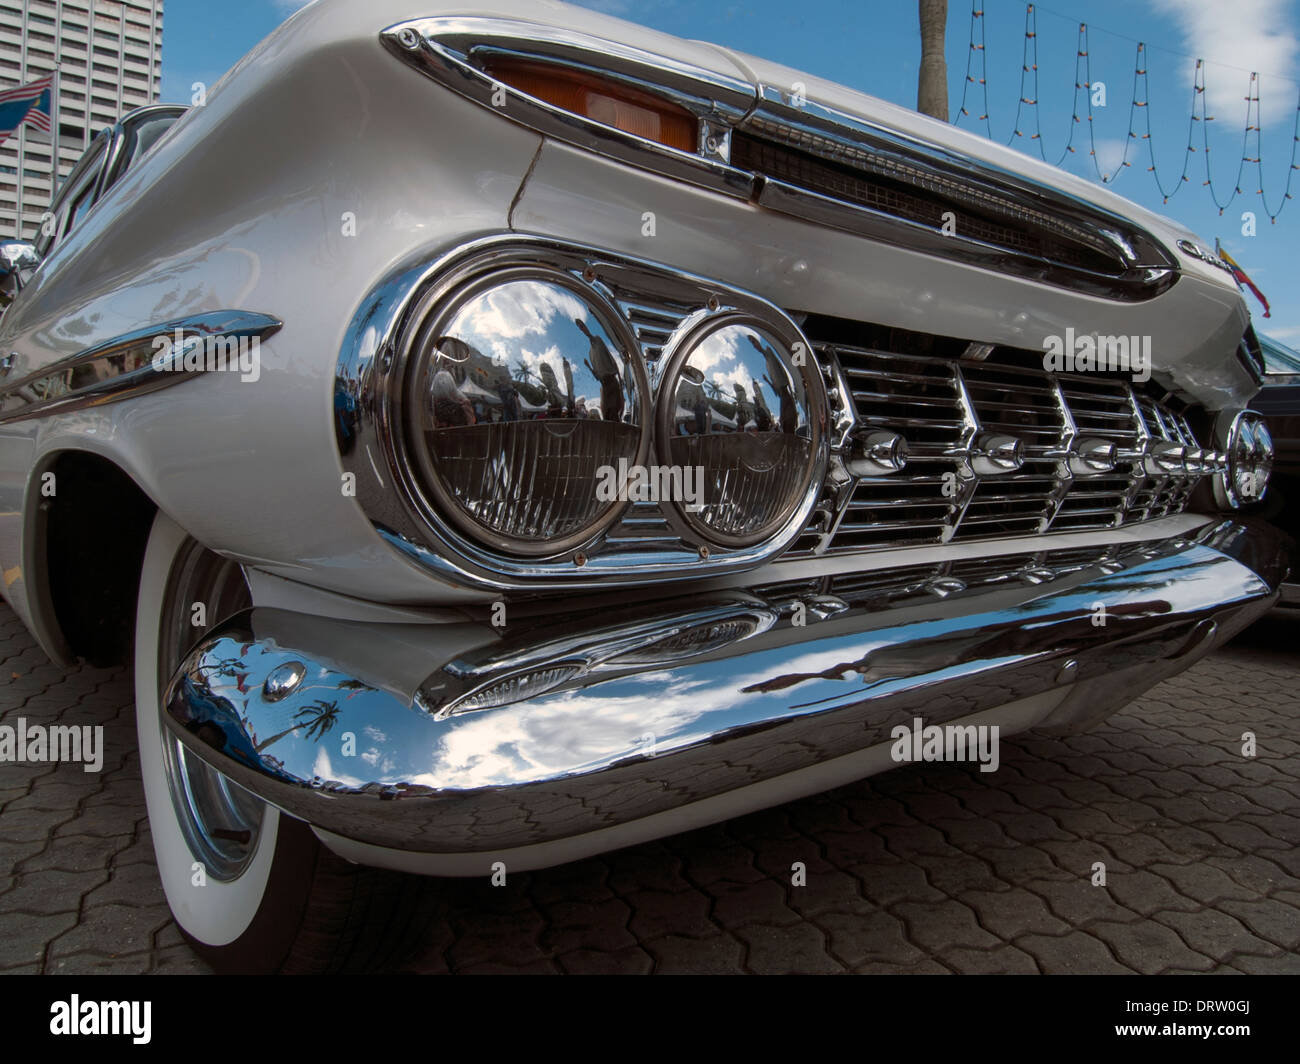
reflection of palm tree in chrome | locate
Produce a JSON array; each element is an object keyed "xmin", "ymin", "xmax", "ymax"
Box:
[
  {"xmin": 703, "ymin": 379, "xmax": 736, "ymax": 422},
  {"xmin": 751, "ymin": 377, "xmax": 774, "ymax": 431},
  {"xmin": 576, "ymin": 318, "xmax": 624, "ymax": 423},
  {"xmin": 254, "ymin": 698, "xmax": 340, "ymax": 752},
  {"xmin": 746, "ymin": 333, "xmax": 797, "ymax": 434},
  {"xmin": 204, "ymin": 656, "xmax": 246, "ymax": 679},
  {"xmin": 511, "ymin": 360, "xmax": 547, "ymax": 408}
]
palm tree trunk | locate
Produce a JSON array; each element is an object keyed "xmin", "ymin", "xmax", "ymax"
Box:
[
  {"xmin": 918, "ymin": 0, "xmax": 949, "ymax": 121},
  {"xmin": 255, "ymin": 722, "xmax": 303, "ymax": 752}
]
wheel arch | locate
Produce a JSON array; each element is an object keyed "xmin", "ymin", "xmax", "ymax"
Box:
[{"xmin": 23, "ymin": 448, "xmax": 158, "ymax": 667}]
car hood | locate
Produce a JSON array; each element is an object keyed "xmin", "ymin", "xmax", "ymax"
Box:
[{"xmin": 223, "ymin": 0, "xmax": 1260, "ymax": 408}]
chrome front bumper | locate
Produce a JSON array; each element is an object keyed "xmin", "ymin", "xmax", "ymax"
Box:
[{"xmin": 163, "ymin": 520, "xmax": 1287, "ymax": 872}]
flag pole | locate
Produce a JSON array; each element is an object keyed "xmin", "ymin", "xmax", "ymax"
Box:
[{"xmin": 51, "ymin": 66, "xmax": 59, "ymax": 200}]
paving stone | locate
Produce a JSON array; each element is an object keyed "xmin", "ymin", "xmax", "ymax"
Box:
[
  {"xmin": 733, "ymin": 921, "xmax": 847, "ymax": 974},
  {"xmin": 0, "ymin": 911, "xmax": 77, "ymax": 968},
  {"xmin": 556, "ymin": 946, "xmax": 654, "ymax": 975},
  {"xmin": 47, "ymin": 902, "xmax": 169, "ymax": 959},
  {"xmin": 642, "ymin": 933, "xmax": 746, "ymax": 974},
  {"xmin": 944, "ymin": 943, "xmax": 1041, "ymax": 974},
  {"xmin": 894, "ymin": 899, "xmax": 1002, "ymax": 952},
  {"xmin": 1151, "ymin": 908, "xmax": 1260, "ymax": 962},
  {"xmin": 1086, "ymin": 919, "xmax": 1216, "ymax": 974},
  {"xmin": 1016, "ymin": 931, "xmax": 1134, "ymax": 974},
  {"xmin": 0, "ymin": 867, "xmax": 106, "ymax": 914}
]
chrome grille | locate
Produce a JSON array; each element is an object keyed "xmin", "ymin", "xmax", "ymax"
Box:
[{"xmin": 816, "ymin": 344, "xmax": 1209, "ymax": 553}]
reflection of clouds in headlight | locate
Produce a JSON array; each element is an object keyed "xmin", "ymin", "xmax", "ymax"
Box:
[
  {"xmin": 689, "ymin": 326, "xmax": 743, "ymax": 373},
  {"xmin": 709, "ymin": 363, "xmax": 756, "ymax": 396},
  {"xmin": 519, "ymin": 345, "xmax": 563, "ymax": 374},
  {"xmin": 681, "ymin": 325, "xmax": 803, "ymax": 426},
  {"xmin": 457, "ymin": 282, "xmax": 590, "ymax": 342}
]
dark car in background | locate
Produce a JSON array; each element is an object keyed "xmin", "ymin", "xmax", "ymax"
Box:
[{"xmin": 1250, "ymin": 333, "xmax": 1300, "ymax": 608}]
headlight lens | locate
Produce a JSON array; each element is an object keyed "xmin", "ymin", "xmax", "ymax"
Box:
[
  {"xmin": 659, "ymin": 318, "xmax": 820, "ymax": 547},
  {"xmin": 405, "ymin": 274, "xmax": 648, "ymax": 555}
]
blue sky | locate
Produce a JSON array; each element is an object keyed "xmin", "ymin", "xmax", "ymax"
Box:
[{"xmin": 159, "ymin": 0, "xmax": 1300, "ymax": 344}]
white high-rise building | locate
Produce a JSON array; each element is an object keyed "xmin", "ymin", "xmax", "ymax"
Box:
[{"xmin": 0, "ymin": 0, "xmax": 163, "ymax": 241}]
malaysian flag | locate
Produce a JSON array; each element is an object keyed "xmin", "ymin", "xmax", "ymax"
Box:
[{"xmin": 0, "ymin": 74, "xmax": 55, "ymax": 142}]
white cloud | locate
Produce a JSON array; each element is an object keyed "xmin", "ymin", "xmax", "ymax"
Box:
[
  {"xmin": 1088, "ymin": 137, "xmax": 1130, "ymax": 184},
  {"xmin": 1153, "ymin": 0, "xmax": 1299, "ymax": 124}
]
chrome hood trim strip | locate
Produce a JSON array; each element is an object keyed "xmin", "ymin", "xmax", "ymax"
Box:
[{"xmin": 0, "ymin": 311, "xmax": 282, "ymax": 425}]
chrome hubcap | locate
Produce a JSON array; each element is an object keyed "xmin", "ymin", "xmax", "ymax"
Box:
[{"xmin": 157, "ymin": 538, "xmax": 265, "ymax": 882}]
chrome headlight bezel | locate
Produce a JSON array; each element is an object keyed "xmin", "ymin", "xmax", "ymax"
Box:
[{"xmin": 336, "ymin": 236, "xmax": 831, "ymax": 591}]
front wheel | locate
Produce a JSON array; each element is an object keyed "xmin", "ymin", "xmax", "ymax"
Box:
[{"xmin": 134, "ymin": 512, "xmax": 438, "ymax": 973}]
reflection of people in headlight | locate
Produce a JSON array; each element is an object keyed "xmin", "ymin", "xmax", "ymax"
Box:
[
  {"xmin": 576, "ymin": 318, "xmax": 625, "ymax": 423},
  {"xmin": 733, "ymin": 382, "xmax": 755, "ymax": 431},
  {"xmin": 431, "ymin": 368, "xmax": 475, "ymax": 427},
  {"xmin": 496, "ymin": 376, "xmax": 522, "ymax": 421}
]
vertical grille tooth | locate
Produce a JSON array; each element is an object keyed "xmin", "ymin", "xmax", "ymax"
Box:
[
  {"xmin": 958, "ymin": 362, "xmax": 1065, "ymax": 537},
  {"xmin": 818, "ymin": 342, "xmax": 1206, "ymax": 552}
]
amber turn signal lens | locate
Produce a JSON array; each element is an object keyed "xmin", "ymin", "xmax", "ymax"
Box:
[{"xmin": 482, "ymin": 56, "xmax": 697, "ymax": 153}]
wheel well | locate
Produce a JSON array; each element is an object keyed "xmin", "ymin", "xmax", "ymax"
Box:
[{"xmin": 41, "ymin": 452, "xmax": 157, "ymax": 667}]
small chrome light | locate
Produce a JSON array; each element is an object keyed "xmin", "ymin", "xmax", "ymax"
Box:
[
  {"xmin": 1214, "ymin": 410, "xmax": 1273, "ymax": 507},
  {"xmin": 970, "ymin": 433, "xmax": 1023, "ymax": 476},
  {"xmin": 1068, "ymin": 437, "xmax": 1117, "ymax": 476},
  {"xmin": 603, "ymin": 613, "xmax": 771, "ymax": 667},
  {"xmin": 1250, "ymin": 419, "xmax": 1274, "ymax": 491},
  {"xmin": 847, "ymin": 429, "xmax": 908, "ymax": 476},
  {"xmin": 439, "ymin": 663, "xmax": 583, "ymax": 718}
]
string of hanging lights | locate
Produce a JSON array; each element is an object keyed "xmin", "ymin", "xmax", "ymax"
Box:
[{"xmin": 954, "ymin": 0, "xmax": 1300, "ymax": 221}]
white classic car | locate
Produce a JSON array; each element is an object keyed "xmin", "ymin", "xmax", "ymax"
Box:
[{"xmin": 0, "ymin": 0, "xmax": 1286, "ymax": 972}]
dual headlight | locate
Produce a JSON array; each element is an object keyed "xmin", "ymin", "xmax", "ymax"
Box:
[{"xmin": 401, "ymin": 268, "xmax": 822, "ymax": 559}]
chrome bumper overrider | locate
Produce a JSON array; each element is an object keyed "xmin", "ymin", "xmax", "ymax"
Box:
[{"xmin": 163, "ymin": 520, "xmax": 1286, "ymax": 868}]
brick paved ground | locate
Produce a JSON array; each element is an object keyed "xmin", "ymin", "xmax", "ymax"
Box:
[{"xmin": 0, "ymin": 599, "xmax": 1296, "ymax": 975}]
